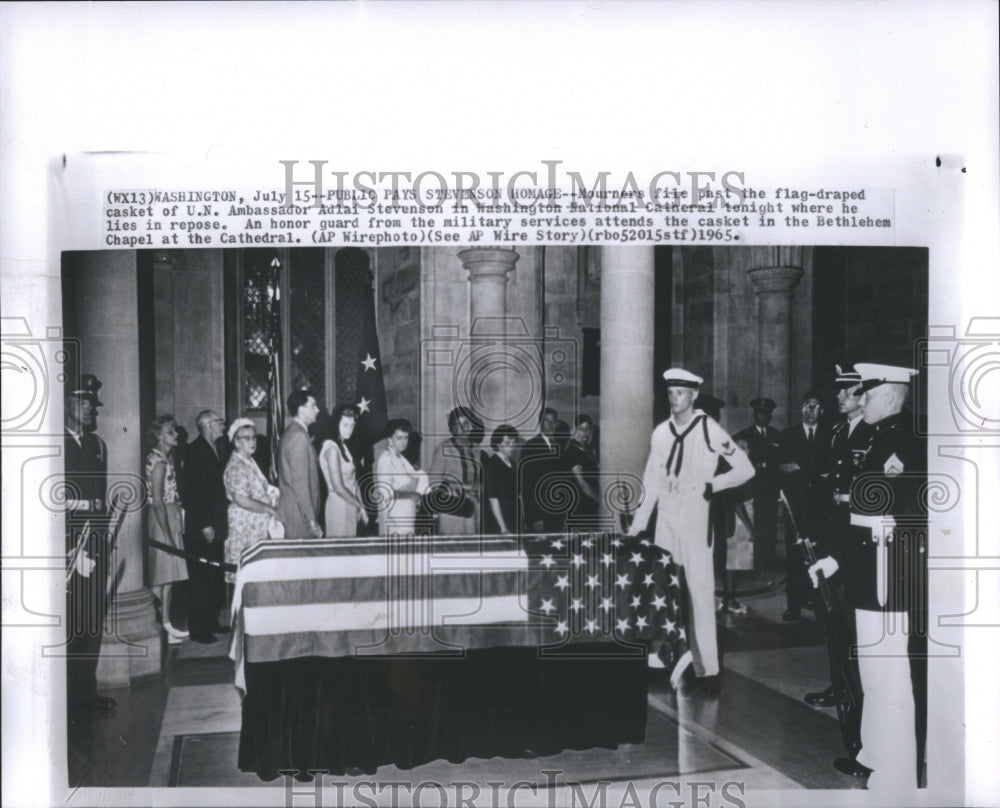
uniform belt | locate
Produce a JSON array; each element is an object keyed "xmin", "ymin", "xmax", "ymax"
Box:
[
  {"xmin": 833, "ymin": 493, "xmax": 851, "ymax": 504},
  {"xmin": 850, "ymin": 512, "xmax": 896, "ymax": 607}
]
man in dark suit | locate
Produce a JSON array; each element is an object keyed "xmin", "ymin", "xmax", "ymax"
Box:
[
  {"xmin": 519, "ymin": 407, "xmax": 564, "ymax": 533},
  {"xmin": 182, "ymin": 410, "xmax": 230, "ymax": 642},
  {"xmin": 778, "ymin": 390, "xmax": 831, "ymax": 621},
  {"xmin": 64, "ymin": 374, "xmax": 115, "ymax": 721},
  {"xmin": 277, "ymin": 389, "xmax": 323, "ymax": 538},
  {"xmin": 733, "ymin": 397, "xmax": 782, "ymax": 572}
]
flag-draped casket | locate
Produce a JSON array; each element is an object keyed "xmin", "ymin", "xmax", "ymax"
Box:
[{"xmin": 230, "ymin": 532, "xmax": 691, "ymax": 778}]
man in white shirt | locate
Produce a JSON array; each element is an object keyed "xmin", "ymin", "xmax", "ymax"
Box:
[{"xmin": 629, "ymin": 368, "xmax": 755, "ymax": 694}]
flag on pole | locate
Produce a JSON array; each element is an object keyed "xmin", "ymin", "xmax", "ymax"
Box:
[
  {"xmin": 353, "ymin": 267, "xmax": 389, "ymax": 452},
  {"xmin": 265, "ymin": 257, "xmax": 284, "ymax": 484}
]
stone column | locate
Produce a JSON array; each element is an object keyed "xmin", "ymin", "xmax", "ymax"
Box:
[
  {"xmin": 73, "ymin": 251, "xmax": 161, "ymax": 687},
  {"xmin": 457, "ymin": 248, "xmax": 527, "ymax": 431},
  {"xmin": 748, "ymin": 249, "xmax": 805, "ymax": 423},
  {"xmin": 600, "ymin": 247, "xmax": 655, "ymax": 510}
]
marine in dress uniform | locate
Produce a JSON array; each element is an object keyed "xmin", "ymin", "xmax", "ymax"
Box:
[
  {"xmin": 733, "ymin": 397, "xmax": 782, "ymax": 572},
  {"xmin": 64, "ymin": 374, "xmax": 116, "ymax": 720},
  {"xmin": 629, "ymin": 369, "xmax": 755, "ymax": 693},
  {"xmin": 809, "ymin": 363, "xmax": 926, "ymax": 791}
]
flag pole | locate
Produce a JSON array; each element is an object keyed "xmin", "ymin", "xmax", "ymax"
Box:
[{"xmin": 266, "ymin": 256, "xmax": 284, "ymax": 485}]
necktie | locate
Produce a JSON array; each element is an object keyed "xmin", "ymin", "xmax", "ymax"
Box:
[{"xmin": 807, "ymin": 427, "xmax": 814, "ymax": 444}]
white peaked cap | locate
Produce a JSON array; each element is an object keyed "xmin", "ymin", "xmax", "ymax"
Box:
[
  {"xmin": 662, "ymin": 368, "xmax": 703, "ymax": 388},
  {"xmin": 855, "ymin": 363, "xmax": 917, "ymax": 392}
]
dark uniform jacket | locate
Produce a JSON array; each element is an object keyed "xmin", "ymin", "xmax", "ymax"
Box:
[
  {"xmin": 519, "ymin": 434, "xmax": 563, "ymax": 531},
  {"xmin": 733, "ymin": 424, "xmax": 782, "ymax": 499},
  {"xmin": 845, "ymin": 412, "xmax": 926, "ymax": 613},
  {"xmin": 64, "ymin": 429, "xmax": 109, "ymax": 557},
  {"xmin": 828, "ymin": 417, "xmax": 876, "ymax": 500}
]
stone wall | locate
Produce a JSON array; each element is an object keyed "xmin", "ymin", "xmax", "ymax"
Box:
[{"xmin": 376, "ymin": 246, "xmax": 421, "ymax": 427}]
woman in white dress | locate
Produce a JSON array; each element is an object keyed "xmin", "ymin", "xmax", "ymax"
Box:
[
  {"xmin": 319, "ymin": 404, "xmax": 368, "ymax": 537},
  {"xmin": 374, "ymin": 418, "xmax": 428, "ymax": 535},
  {"xmin": 145, "ymin": 415, "xmax": 190, "ymax": 644}
]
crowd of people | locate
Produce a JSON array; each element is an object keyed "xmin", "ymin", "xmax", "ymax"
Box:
[{"xmin": 64, "ymin": 358, "xmax": 926, "ymax": 791}]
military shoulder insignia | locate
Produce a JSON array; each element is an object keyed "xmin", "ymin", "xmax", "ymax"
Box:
[
  {"xmin": 720, "ymin": 439, "xmax": 736, "ymax": 456},
  {"xmin": 884, "ymin": 453, "xmax": 904, "ymax": 477}
]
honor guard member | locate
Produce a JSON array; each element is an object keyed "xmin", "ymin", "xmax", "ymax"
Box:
[
  {"xmin": 809, "ymin": 363, "xmax": 926, "ymax": 792},
  {"xmin": 64, "ymin": 374, "xmax": 116, "ymax": 720},
  {"xmin": 805, "ymin": 365, "xmax": 875, "ymax": 717},
  {"xmin": 629, "ymin": 369, "xmax": 754, "ymax": 693},
  {"xmin": 733, "ymin": 397, "xmax": 782, "ymax": 572}
]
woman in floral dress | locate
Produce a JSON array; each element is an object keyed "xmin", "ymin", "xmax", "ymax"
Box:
[{"xmin": 223, "ymin": 418, "xmax": 280, "ymax": 582}]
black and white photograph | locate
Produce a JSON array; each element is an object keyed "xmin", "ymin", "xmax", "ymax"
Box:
[{"xmin": 2, "ymin": 3, "xmax": 998, "ymax": 808}]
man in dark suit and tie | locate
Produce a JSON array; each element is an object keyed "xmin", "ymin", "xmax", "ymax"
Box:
[
  {"xmin": 277, "ymin": 389, "xmax": 323, "ymax": 538},
  {"xmin": 733, "ymin": 397, "xmax": 783, "ymax": 572},
  {"xmin": 778, "ymin": 390, "xmax": 831, "ymax": 621},
  {"xmin": 182, "ymin": 410, "xmax": 230, "ymax": 642},
  {"xmin": 519, "ymin": 407, "xmax": 564, "ymax": 533}
]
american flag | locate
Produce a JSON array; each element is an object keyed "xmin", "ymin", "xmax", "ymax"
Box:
[{"xmin": 230, "ymin": 532, "xmax": 691, "ymax": 694}]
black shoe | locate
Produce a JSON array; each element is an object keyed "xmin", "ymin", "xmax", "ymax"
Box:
[
  {"xmin": 834, "ymin": 757, "xmax": 872, "ymax": 778},
  {"xmin": 782, "ymin": 607, "xmax": 801, "ymax": 622},
  {"xmin": 805, "ymin": 685, "xmax": 837, "ymax": 707},
  {"xmin": 699, "ymin": 675, "xmax": 722, "ymax": 697},
  {"xmin": 190, "ymin": 632, "xmax": 218, "ymax": 644}
]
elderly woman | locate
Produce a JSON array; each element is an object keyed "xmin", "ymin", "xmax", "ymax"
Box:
[
  {"xmin": 484, "ymin": 424, "xmax": 521, "ymax": 535},
  {"xmin": 319, "ymin": 404, "xmax": 368, "ymax": 537},
  {"xmin": 145, "ymin": 415, "xmax": 190, "ymax": 643},
  {"xmin": 223, "ymin": 418, "xmax": 280, "ymax": 582},
  {"xmin": 374, "ymin": 418, "xmax": 428, "ymax": 535}
]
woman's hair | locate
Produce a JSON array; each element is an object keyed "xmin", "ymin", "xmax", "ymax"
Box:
[
  {"xmin": 575, "ymin": 413, "xmax": 594, "ymax": 429},
  {"xmin": 490, "ymin": 423, "xmax": 520, "ymax": 450},
  {"xmin": 325, "ymin": 403, "xmax": 360, "ymax": 461},
  {"xmin": 146, "ymin": 414, "xmax": 176, "ymax": 449}
]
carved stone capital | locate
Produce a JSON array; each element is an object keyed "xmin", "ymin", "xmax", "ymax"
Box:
[{"xmin": 747, "ymin": 265, "xmax": 804, "ymax": 296}]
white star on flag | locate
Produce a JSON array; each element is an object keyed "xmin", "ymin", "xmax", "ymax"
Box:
[
  {"xmin": 635, "ymin": 614, "xmax": 649, "ymax": 630},
  {"xmin": 611, "ymin": 538, "xmax": 623, "ymax": 548},
  {"xmin": 585, "ymin": 619, "xmax": 598, "ymax": 634},
  {"xmin": 550, "ymin": 538, "xmax": 565, "ymax": 550},
  {"xmin": 570, "ymin": 598, "xmax": 584, "ymax": 613},
  {"xmin": 555, "ymin": 620, "xmax": 569, "ymax": 637},
  {"xmin": 357, "ymin": 396, "xmax": 371, "ymax": 414},
  {"xmin": 631, "ymin": 594, "xmax": 641, "ymax": 609},
  {"xmin": 360, "ymin": 353, "xmax": 377, "ymax": 372},
  {"xmin": 601, "ymin": 553, "xmax": 613, "ymax": 566},
  {"xmin": 616, "ymin": 618, "xmax": 631, "ymax": 633},
  {"xmin": 540, "ymin": 555, "xmax": 555, "ymax": 568},
  {"xmin": 652, "ymin": 594, "xmax": 667, "ymax": 610},
  {"xmin": 555, "ymin": 574, "xmax": 570, "ymax": 591},
  {"xmin": 600, "ymin": 597, "xmax": 613, "ymax": 612},
  {"xmin": 669, "ymin": 573, "xmax": 680, "ymax": 588},
  {"xmin": 585, "ymin": 574, "xmax": 600, "ymax": 589},
  {"xmin": 539, "ymin": 598, "xmax": 555, "ymax": 615},
  {"xmin": 581, "ymin": 538, "xmax": 594, "ymax": 548},
  {"xmin": 629, "ymin": 552, "xmax": 644, "ymax": 566},
  {"xmin": 678, "ymin": 627, "xmax": 687, "ymax": 641},
  {"xmin": 643, "ymin": 573, "xmax": 655, "ymax": 588},
  {"xmin": 571, "ymin": 553, "xmax": 585, "ymax": 568},
  {"xmin": 616, "ymin": 573, "xmax": 630, "ymax": 590},
  {"xmin": 640, "ymin": 539, "xmax": 651, "ymax": 547},
  {"xmin": 663, "ymin": 618, "xmax": 676, "ymax": 634},
  {"xmin": 656, "ymin": 554, "xmax": 671, "ymax": 568}
]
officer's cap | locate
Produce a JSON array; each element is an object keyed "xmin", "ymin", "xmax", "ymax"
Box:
[
  {"xmin": 855, "ymin": 363, "xmax": 917, "ymax": 393},
  {"xmin": 662, "ymin": 368, "xmax": 702, "ymax": 388},
  {"xmin": 69, "ymin": 373, "xmax": 103, "ymax": 406},
  {"xmin": 749, "ymin": 397, "xmax": 777, "ymax": 412},
  {"xmin": 834, "ymin": 364, "xmax": 862, "ymax": 387}
]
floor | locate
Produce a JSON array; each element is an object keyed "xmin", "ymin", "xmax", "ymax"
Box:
[{"xmin": 67, "ymin": 567, "xmax": 870, "ymax": 796}]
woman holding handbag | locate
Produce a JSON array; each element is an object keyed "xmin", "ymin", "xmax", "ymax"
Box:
[{"xmin": 223, "ymin": 418, "xmax": 281, "ymax": 582}]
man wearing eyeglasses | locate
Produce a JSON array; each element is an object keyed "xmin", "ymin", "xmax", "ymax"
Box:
[{"xmin": 182, "ymin": 410, "xmax": 231, "ymax": 643}]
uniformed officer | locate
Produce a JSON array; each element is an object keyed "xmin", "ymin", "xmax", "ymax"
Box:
[
  {"xmin": 64, "ymin": 374, "xmax": 116, "ymax": 721},
  {"xmin": 733, "ymin": 397, "xmax": 782, "ymax": 571},
  {"xmin": 805, "ymin": 365, "xmax": 875, "ymax": 777},
  {"xmin": 809, "ymin": 363, "xmax": 926, "ymax": 791},
  {"xmin": 629, "ymin": 369, "xmax": 755, "ymax": 694}
]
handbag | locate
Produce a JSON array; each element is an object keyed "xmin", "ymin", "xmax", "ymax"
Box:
[{"xmin": 267, "ymin": 516, "xmax": 285, "ymax": 539}]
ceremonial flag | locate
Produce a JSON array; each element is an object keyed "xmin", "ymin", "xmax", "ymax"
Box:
[
  {"xmin": 265, "ymin": 257, "xmax": 283, "ymax": 484},
  {"xmin": 230, "ymin": 532, "xmax": 691, "ymax": 694},
  {"xmin": 353, "ymin": 267, "xmax": 388, "ymax": 451}
]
